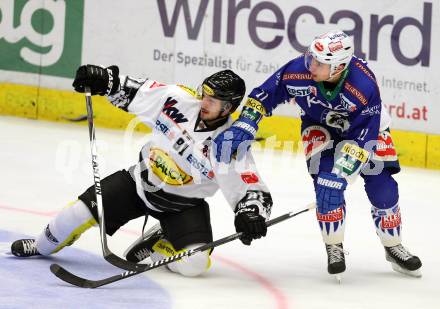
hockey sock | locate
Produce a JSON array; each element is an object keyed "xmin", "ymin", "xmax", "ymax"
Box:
[
  {"xmin": 371, "ymin": 204, "xmax": 402, "ymax": 247},
  {"xmin": 35, "ymin": 200, "xmax": 97, "ymax": 255},
  {"xmin": 150, "ymin": 239, "xmax": 211, "ymax": 277},
  {"xmin": 316, "ymin": 204, "xmax": 346, "ymax": 244}
]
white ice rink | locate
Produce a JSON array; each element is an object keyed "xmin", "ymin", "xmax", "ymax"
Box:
[{"xmin": 1, "ymin": 116, "xmax": 439, "ymax": 309}]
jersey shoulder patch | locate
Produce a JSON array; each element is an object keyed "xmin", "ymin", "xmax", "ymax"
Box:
[{"xmin": 177, "ymin": 84, "xmax": 200, "ymax": 99}]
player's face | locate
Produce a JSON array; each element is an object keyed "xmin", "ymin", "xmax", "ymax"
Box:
[
  {"xmin": 307, "ymin": 58, "xmax": 331, "ymax": 82},
  {"xmin": 200, "ymin": 95, "xmax": 228, "ymax": 121}
]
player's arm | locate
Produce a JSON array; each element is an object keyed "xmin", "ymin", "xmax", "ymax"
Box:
[
  {"xmin": 72, "ymin": 64, "xmax": 170, "ymax": 128},
  {"xmin": 72, "ymin": 64, "xmax": 147, "ymax": 111},
  {"xmin": 212, "ymin": 151, "xmax": 273, "ymax": 245},
  {"xmin": 213, "ymin": 63, "xmax": 291, "ymax": 163}
]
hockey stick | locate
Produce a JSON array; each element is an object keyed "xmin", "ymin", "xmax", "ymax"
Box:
[
  {"xmin": 83, "ymin": 87, "xmax": 145, "ymax": 271},
  {"xmin": 50, "ymin": 203, "xmax": 316, "ymax": 288}
]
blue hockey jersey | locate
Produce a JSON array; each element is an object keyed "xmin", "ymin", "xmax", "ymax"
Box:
[{"xmin": 248, "ymin": 55, "xmax": 390, "ymax": 150}]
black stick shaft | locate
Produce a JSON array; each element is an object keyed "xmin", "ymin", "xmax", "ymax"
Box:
[{"xmin": 50, "ymin": 203, "xmax": 316, "ymax": 288}]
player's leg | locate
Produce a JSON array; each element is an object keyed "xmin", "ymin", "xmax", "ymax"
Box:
[
  {"xmin": 157, "ymin": 201, "xmax": 213, "ymax": 277},
  {"xmin": 11, "ymin": 169, "xmax": 147, "ymax": 257},
  {"xmin": 302, "ymin": 122, "xmax": 347, "ymax": 276},
  {"xmin": 125, "ymin": 201, "xmax": 213, "ymax": 277},
  {"xmin": 362, "ymin": 129, "xmax": 421, "ymax": 276},
  {"xmin": 363, "ymin": 170, "xmax": 422, "ymax": 276}
]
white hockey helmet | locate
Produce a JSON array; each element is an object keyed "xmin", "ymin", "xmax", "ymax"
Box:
[{"xmin": 305, "ymin": 30, "xmax": 354, "ymax": 78}]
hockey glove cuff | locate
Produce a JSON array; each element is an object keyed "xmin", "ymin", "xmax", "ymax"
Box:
[
  {"xmin": 234, "ymin": 191, "xmax": 272, "ymax": 245},
  {"xmin": 213, "ymin": 117, "xmax": 258, "ymax": 163},
  {"xmin": 315, "ymin": 172, "xmax": 347, "ymax": 214}
]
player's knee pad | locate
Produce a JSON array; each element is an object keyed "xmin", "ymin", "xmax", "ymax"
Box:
[
  {"xmin": 150, "ymin": 239, "xmax": 211, "ymax": 277},
  {"xmin": 36, "ymin": 200, "xmax": 97, "ymax": 255},
  {"xmin": 371, "ymin": 204, "xmax": 402, "ymax": 247},
  {"xmin": 364, "ymin": 171, "xmax": 399, "ymax": 209}
]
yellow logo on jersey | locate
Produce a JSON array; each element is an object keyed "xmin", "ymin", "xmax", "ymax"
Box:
[
  {"xmin": 149, "ymin": 148, "xmax": 193, "ymax": 185},
  {"xmin": 177, "ymin": 84, "xmax": 199, "ymax": 98},
  {"xmin": 245, "ymin": 98, "xmax": 266, "ymax": 114},
  {"xmin": 341, "ymin": 143, "xmax": 369, "ymax": 163}
]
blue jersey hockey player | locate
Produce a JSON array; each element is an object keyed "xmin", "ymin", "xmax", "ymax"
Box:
[{"xmin": 213, "ymin": 30, "xmax": 422, "ymax": 279}]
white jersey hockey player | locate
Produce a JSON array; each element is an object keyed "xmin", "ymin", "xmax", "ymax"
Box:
[{"xmin": 11, "ymin": 66, "xmax": 273, "ymax": 277}]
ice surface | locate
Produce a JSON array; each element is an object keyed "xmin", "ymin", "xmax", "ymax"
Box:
[{"xmin": 1, "ymin": 116, "xmax": 439, "ymax": 309}]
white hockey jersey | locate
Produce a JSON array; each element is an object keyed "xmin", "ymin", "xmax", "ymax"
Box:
[{"xmin": 107, "ymin": 77, "xmax": 271, "ymax": 215}]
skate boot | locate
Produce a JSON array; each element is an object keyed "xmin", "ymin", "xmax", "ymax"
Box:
[
  {"xmin": 385, "ymin": 244, "xmax": 422, "ymax": 277},
  {"xmin": 326, "ymin": 243, "xmax": 346, "ymax": 283},
  {"xmin": 124, "ymin": 223, "xmax": 164, "ymax": 263},
  {"xmin": 11, "ymin": 239, "xmax": 41, "ymax": 257}
]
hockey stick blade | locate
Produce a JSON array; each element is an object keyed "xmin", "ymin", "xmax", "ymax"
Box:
[
  {"xmin": 50, "ymin": 263, "xmax": 139, "ymax": 288},
  {"xmin": 50, "ymin": 203, "xmax": 316, "ymax": 288}
]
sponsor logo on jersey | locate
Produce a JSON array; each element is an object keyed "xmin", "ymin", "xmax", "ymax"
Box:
[
  {"xmin": 186, "ymin": 154, "xmax": 214, "ymax": 179},
  {"xmin": 302, "ymin": 125, "xmax": 331, "ymax": 159},
  {"xmin": 149, "ymin": 81, "xmax": 167, "ymax": 88},
  {"xmin": 240, "ymin": 172, "xmax": 259, "ymax": 184},
  {"xmin": 282, "ymin": 73, "xmax": 313, "ymax": 80},
  {"xmin": 316, "ymin": 207, "xmax": 344, "ymax": 222},
  {"xmin": 374, "ymin": 131, "xmax": 398, "ymax": 161},
  {"xmin": 304, "ymin": 96, "xmax": 345, "ymax": 111},
  {"xmin": 344, "ymin": 82, "xmax": 367, "ymax": 105},
  {"xmin": 335, "ymin": 156, "xmax": 356, "ymax": 173},
  {"xmin": 155, "ymin": 119, "xmax": 171, "ymax": 137},
  {"xmin": 361, "ymin": 104, "xmax": 381, "ymax": 116},
  {"xmin": 202, "ymin": 138, "xmax": 211, "ymax": 158},
  {"xmin": 341, "ymin": 143, "xmax": 369, "ymax": 163},
  {"xmin": 149, "ymin": 148, "xmax": 192, "ymax": 185},
  {"xmin": 355, "ymin": 62, "xmax": 376, "ymax": 82},
  {"xmin": 321, "ymin": 110, "xmax": 350, "ymax": 132},
  {"xmin": 162, "ymin": 97, "xmax": 189, "ymax": 124},
  {"xmin": 178, "ymin": 84, "xmax": 199, "ymax": 97},
  {"xmin": 286, "ymin": 85, "xmax": 317, "ymax": 97},
  {"xmin": 340, "ymin": 94, "xmax": 357, "ymax": 112},
  {"xmin": 245, "ymin": 98, "xmax": 266, "ymax": 114}
]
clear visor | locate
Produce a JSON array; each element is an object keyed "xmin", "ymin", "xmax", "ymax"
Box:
[{"xmin": 304, "ymin": 49, "xmax": 330, "ymax": 72}]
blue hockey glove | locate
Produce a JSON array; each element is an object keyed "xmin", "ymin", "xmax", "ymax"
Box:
[
  {"xmin": 213, "ymin": 117, "xmax": 257, "ymax": 163},
  {"xmin": 314, "ymin": 172, "xmax": 348, "ymax": 214}
]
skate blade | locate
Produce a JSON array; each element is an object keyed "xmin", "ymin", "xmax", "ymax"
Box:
[
  {"xmin": 390, "ymin": 262, "xmax": 422, "ymax": 278},
  {"xmin": 328, "ymin": 272, "xmax": 343, "ymax": 283}
]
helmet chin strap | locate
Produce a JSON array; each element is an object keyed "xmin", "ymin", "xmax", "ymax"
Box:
[
  {"xmin": 220, "ymin": 102, "xmax": 233, "ymax": 114},
  {"xmin": 326, "ymin": 68, "xmax": 344, "ymax": 82}
]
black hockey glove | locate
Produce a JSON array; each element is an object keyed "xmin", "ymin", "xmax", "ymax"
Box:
[
  {"xmin": 72, "ymin": 64, "xmax": 120, "ymax": 96},
  {"xmin": 234, "ymin": 191, "xmax": 272, "ymax": 246}
]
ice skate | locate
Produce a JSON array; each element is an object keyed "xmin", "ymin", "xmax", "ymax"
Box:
[
  {"xmin": 326, "ymin": 243, "xmax": 346, "ymax": 283},
  {"xmin": 124, "ymin": 223, "xmax": 164, "ymax": 263},
  {"xmin": 11, "ymin": 239, "xmax": 41, "ymax": 257},
  {"xmin": 385, "ymin": 244, "xmax": 422, "ymax": 277}
]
